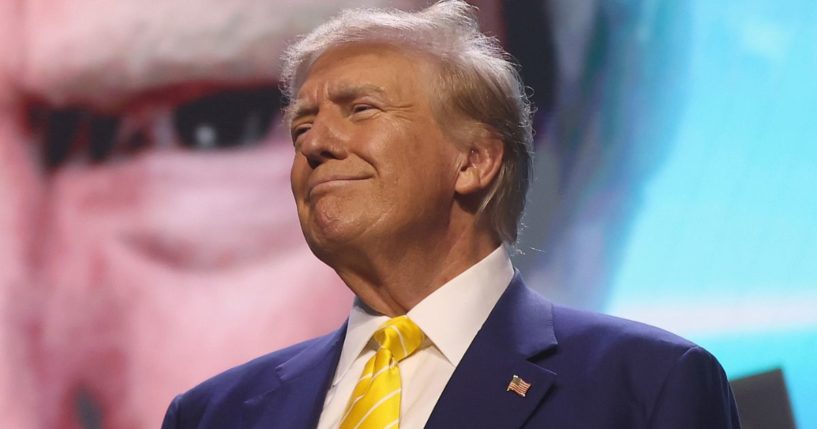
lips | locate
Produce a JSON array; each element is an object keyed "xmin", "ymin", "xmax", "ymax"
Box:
[{"xmin": 306, "ymin": 174, "xmax": 369, "ymax": 198}]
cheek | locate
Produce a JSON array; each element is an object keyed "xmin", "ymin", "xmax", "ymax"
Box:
[
  {"xmin": 22, "ymin": 137, "xmax": 350, "ymax": 427},
  {"xmin": 391, "ymin": 136, "xmax": 459, "ymax": 194},
  {"xmin": 43, "ymin": 144, "xmax": 304, "ymax": 272},
  {"xmin": 290, "ymin": 155, "xmax": 309, "ymax": 199}
]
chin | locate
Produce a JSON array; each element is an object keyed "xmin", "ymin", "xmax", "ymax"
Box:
[
  {"xmin": 302, "ymin": 222, "xmax": 369, "ymax": 267},
  {"xmin": 304, "ymin": 228, "xmax": 357, "ymax": 262},
  {"xmin": 303, "ymin": 202, "xmax": 367, "ymax": 243}
]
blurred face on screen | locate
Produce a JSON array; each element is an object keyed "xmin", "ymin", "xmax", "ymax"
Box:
[{"xmin": 0, "ymin": 0, "xmax": 425, "ymax": 428}]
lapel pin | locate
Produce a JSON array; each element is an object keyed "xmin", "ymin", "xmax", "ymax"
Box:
[{"xmin": 507, "ymin": 375, "xmax": 532, "ymax": 397}]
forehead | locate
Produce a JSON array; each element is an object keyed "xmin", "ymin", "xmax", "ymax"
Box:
[
  {"xmin": 296, "ymin": 43, "xmax": 437, "ymax": 100},
  {"xmin": 16, "ymin": 0, "xmax": 419, "ymax": 108}
]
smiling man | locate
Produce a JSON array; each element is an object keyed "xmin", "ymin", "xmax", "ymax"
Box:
[{"xmin": 162, "ymin": 2, "xmax": 741, "ymax": 428}]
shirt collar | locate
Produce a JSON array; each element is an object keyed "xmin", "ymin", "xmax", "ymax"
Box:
[
  {"xmin": 331, "ymin": 246, "xmax": 513, "ymax": 385},
  {"xmin": 407, "ymin": 246, "xmax": 513, "ymax": 366},
  {"xmin": 332, "ymin": 300, "xmax": 390, "ymax": 386}
]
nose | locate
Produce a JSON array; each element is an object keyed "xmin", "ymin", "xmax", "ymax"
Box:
[{"xmin": 297, "ymin": 114, "xmax": 347, "ymax": 169}]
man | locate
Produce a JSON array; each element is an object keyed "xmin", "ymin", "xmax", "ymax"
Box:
[{"xmin": 162, "ymin": 1, "xmax": 741, "ymax": 428}]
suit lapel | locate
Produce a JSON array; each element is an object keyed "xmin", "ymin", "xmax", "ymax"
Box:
[
  {"xmin": 241, "ymin": 323, "xmax": 346, "ymax": 429},
  {"xmin": 426, "ymin": 274, "xmax": 558, "ymax": 429}
]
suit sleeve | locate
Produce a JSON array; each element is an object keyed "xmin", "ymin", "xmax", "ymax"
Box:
[
  {"xmin": 647, "ymin": 346, "xmax": 742, "ymax": 428},
  {"xmin": 161, "ymin": 394, "xmax": 183, "ymax": 429}
]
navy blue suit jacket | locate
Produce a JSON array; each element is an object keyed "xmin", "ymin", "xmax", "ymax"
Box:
[{"xmin": 162, "ymin": 274, "xmax": 741, "ymax": 428}]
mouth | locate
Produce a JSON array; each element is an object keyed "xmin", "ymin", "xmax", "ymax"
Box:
[{"xmin": 307, "ymin": 175, "xmax": 369, "ymax": 198}]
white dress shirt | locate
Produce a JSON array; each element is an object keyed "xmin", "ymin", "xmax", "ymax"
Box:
[{"xmin": 316, "ymin": 246, "xmax": 514, "ymax": 429}]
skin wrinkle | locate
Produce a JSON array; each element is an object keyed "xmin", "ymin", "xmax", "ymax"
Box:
[{"xmin": 289, "ymin": 83, "xmax": 394, "ymax": 126}]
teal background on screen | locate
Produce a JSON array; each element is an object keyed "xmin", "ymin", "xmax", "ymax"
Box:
[{"xmin": 604, "ymin": 1, "xmax": 817, "ymax": 426}]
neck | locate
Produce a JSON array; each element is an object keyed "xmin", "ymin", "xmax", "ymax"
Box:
[{"xmin": 333, "ymin": 227, "xmax": 500, "ymax": 316}]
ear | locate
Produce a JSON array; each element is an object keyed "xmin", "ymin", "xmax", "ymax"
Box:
[{"xmin": 454, "ymin": 132, "xmax": 504, "ymax": 196}]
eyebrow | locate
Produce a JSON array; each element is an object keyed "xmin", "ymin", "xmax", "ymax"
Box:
[
  {"xmin": 288, "ymin": 84, "xmax": 389, "ymax": 122},
  {"xmin": 332, "ymin": 84, "xmax": 388, "ymax": 102}
]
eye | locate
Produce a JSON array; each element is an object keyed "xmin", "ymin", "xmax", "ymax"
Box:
[
  {"xmin": 29, "ymin": 85, "xmax": 282, "ymax": 172},
  {"xmin": 351, "ymin": 103, "xmax": 376, "ymax": 114},
  {"xmin": 29, "ymin": 107, "xmax": 123, "ymax": 170},
  {"xmin": 173, "ymin": 86, "xmax": 281, "ymax": 150},
  {"xmin": 290, "ymin": 124, "xmax": 312, "ymax": 142}
]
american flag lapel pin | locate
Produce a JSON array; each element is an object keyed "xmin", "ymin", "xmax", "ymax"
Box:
[{"xmin": 507, "ymin": 375, "xmax": 532, "ymax": 397}]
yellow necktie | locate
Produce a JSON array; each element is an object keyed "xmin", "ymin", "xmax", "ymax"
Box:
[{"xmin": 339, "ymin": 316, "xmax": 425, "ymax": 429}]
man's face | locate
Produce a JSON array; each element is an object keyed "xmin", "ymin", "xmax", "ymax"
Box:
[{"xmin": 290, "ymin": 44, "xmax": 464, "ymax": 259}]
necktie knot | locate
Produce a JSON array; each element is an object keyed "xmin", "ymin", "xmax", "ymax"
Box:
[
  {"xmin": 373, "ymin": 315, "xmax": 424, "ymax": 362},
  {"xmin": 339, "ymin": 316, "xmax": 423, "ymax": 429}
]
